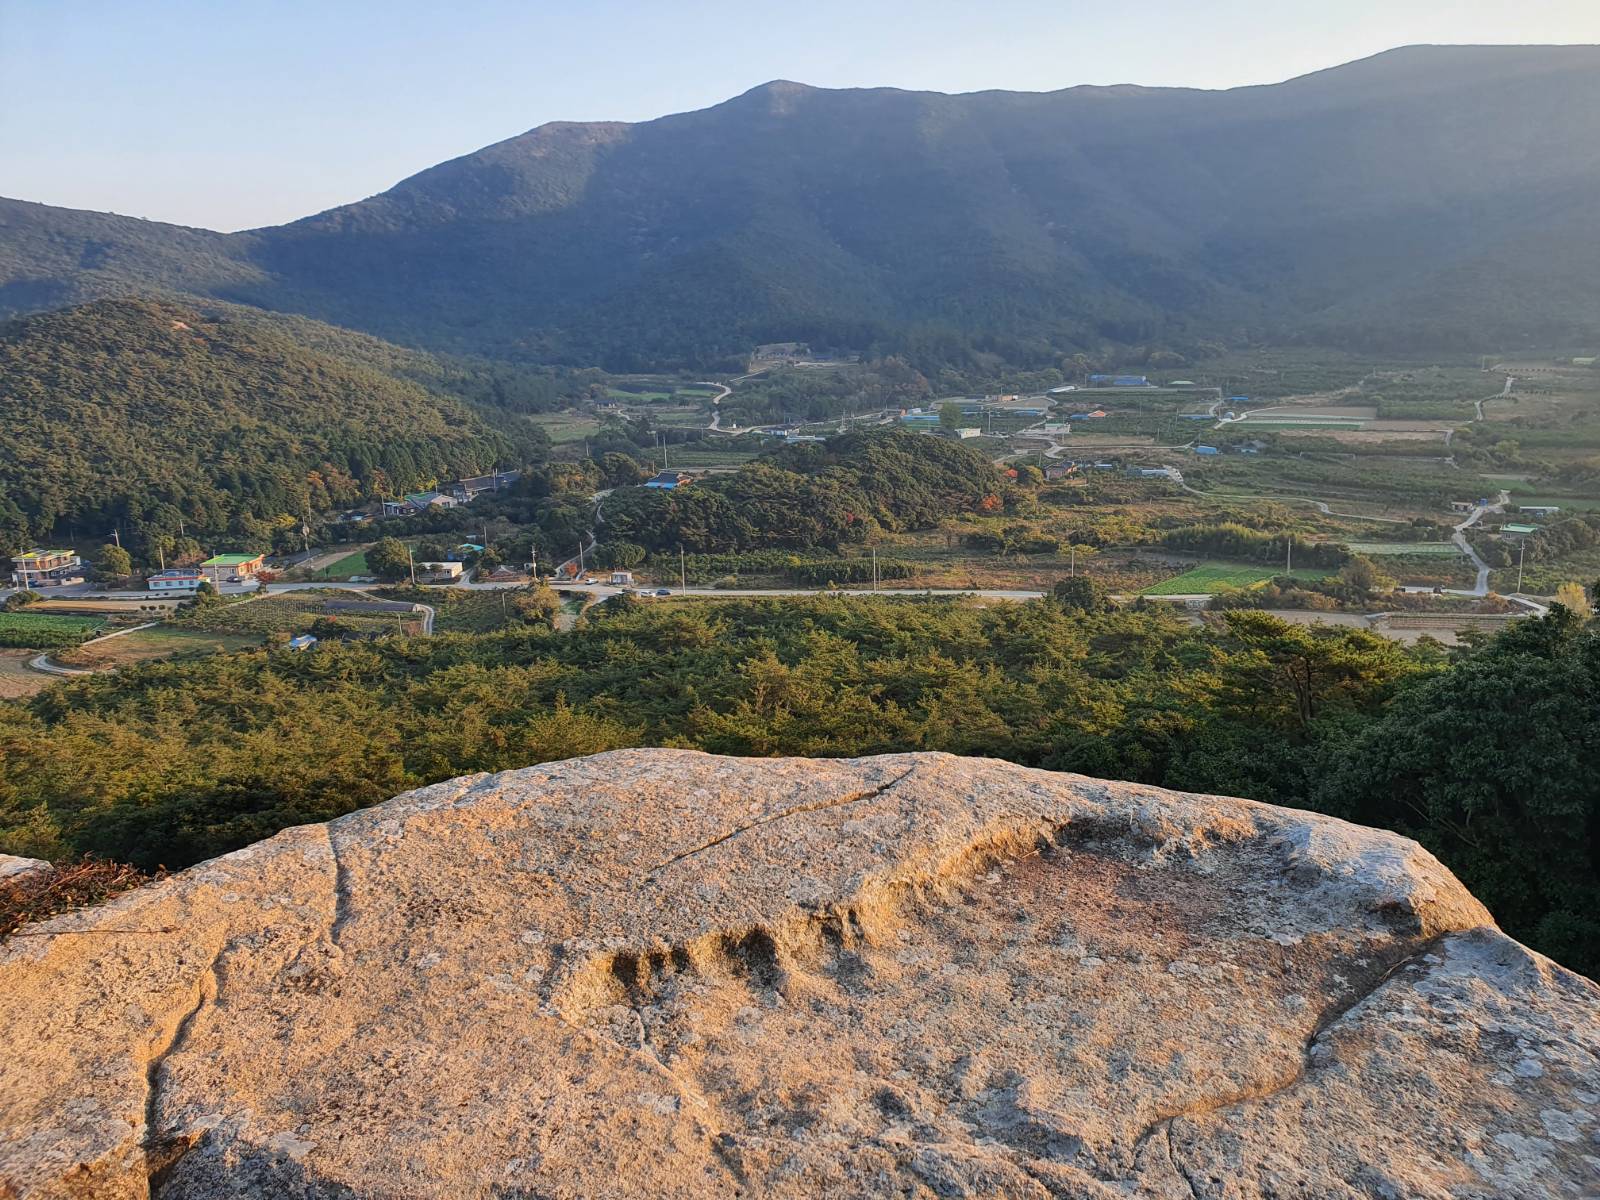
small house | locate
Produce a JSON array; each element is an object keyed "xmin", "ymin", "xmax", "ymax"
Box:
[
  {"xmin": 1500, "ymin": 524, "xmax": 1539, "ymax": 537},
  {"xmin": 1193, "ymin": 445, "xmax": 1220, "ymax": 456},
  {"xmin": 416, "ymin": 561, "xmax": 464, "ymax": 581},
  {"xmin": 1043, "ymin": 463, "xmax": 1077, "ymax": 481},
  {"xmin": 9, "ymin": 548, "xmax": 84, "ymax": 588},
  {"xmin": 404, "ymin": 491, "xmax": 457, "ymax": 511},
  {"xmin": 610, "ymin": 570, "xmax": 635, "ymax": 586},
  {"xmin": 1519, "ymin": 506, "xmax": 1561, "ymax": 518},
  {"xmin": 644, "ymin": 471, "xmax": 694, "ymax": 489},
  {"xmin": 146, "ymin": 569, "xmax": 204, "ymax": 593},
  {"xmin": 1449, "ymin": 501, "xmax": 1476, "ymax": 514},
  {"xmin": 200, "ymin": 553, "xmax": 265, "ymax": 583}
]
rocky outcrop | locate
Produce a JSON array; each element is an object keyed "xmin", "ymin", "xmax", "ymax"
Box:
[
  {"xmin": 2, "ymin": 750, "xmax": 1596, "ymax": 1199},
  {"xmin": 0, "ymin": 854, "xmax": 52, "ymax": 883}
]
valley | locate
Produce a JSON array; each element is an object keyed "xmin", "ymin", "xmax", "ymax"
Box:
[{"xmin": 1, "ymin": 43, "xmax": 1599, "ymax": 1000}]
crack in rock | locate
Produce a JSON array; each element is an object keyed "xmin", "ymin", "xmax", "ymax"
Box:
[
  {"xmin": 1131, "ymin": 932, "xmax": 1449, "ymax": 1189},
  {"xmin": 141, "ymin": 939, "xmax": 226, "ymax": 1188},
  {"xmin": 648, "ymin": 764, "xmax": 919, "ymax": 874}
]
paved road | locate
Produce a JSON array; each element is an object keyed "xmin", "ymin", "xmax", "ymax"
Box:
[{"xmin": 1448, "ymin": 493, "xmax": 1508, "ymax": 597}]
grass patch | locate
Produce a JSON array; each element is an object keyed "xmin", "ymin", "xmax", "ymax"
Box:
[
  {"xmin": 309, "ymin": 550, "xmax": 370, "ymax": 580},
  {"xmin": 1140, "ymin": 563, "xmax": 1333, "ymax": 595},
  {"xmin": 527, "ymin": 413, "xmax": 602, "ymax": 445}
]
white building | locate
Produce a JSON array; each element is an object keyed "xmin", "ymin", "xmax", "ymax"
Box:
[{"xmin": 146, "ymin": 569, "xmax": 205, "ymax": 593}]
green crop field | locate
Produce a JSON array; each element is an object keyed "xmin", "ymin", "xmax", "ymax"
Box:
[
  {"xmin": 310, "ymin": 550, "xmax": 370, "ymax": 580},
  {"xmin": 1140, "ymin": 563, "xmax": 1332, "ymax": 595},
  {"xmin": 1346, "ymin": 542, "xmax": 1462, "ymax": 556},
  {"xmin": 0, "ymin": 611, "xmax": 105, "ymax": 648},
  {"xmin": 527, "ymin": 414, "xmax": 602, "ymax": 445}
]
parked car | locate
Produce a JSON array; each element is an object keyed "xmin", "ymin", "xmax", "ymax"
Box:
[{"xmin": 655, "ymin": 588, "xmax": 672, "ymax": 596}]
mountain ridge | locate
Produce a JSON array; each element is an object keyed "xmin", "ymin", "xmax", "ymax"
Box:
[{"xmin": 3, "ymin": 43, "xmax": 1598, "ymax": 366}]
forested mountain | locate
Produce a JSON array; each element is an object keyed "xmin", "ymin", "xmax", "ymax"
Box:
[
  {"xmin": 3, "ymin": 45, "xmax": 1598, "ymax": 368},
  {"xmin": 0, "ymin": 300, "xmax": 539, "ymax": 557}
]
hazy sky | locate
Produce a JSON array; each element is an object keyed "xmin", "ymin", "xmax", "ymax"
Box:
[{"xmin": 3, "ymin": 0, "xmax": 1598, "ymax": 231}]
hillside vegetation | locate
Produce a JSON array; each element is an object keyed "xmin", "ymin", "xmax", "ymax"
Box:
[
  {"xmin": 0, "ymin": 299, "xmax": 542, "ymax": 556},
  {"xmin": 1, "ymin": 597, "xmax": 1595, "ymax": 977},
  {"xmin": 2, "ymin": 46, "xmax": 1598, "ymax": 367}
]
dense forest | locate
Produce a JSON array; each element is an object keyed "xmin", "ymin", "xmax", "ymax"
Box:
[
  {"xmin": 0, "ymin": 300, "xmax": 552, "ymax": 559},
  {"xmin": 0, "ymin": 596, "xmax": 1593, "ymax": 975},
  {"xmin": 600, "ymin": 431, "xmax": 1003, "ymax": 553}
]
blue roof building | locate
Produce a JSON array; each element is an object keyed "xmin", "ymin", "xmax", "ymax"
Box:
[{"xmin": 645, "ymin": 471, "xmax": 693, "ymax": 489}]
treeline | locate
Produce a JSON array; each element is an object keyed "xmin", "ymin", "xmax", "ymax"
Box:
[
  {"xmin": 1474, "ymin": 514, "xmax": 1600, "ymax": 568},
  {"xmin": 2, "ymin": 598, "xmax": 1596, "ymax": 975},
  {"xmin": 0, "ymin": 300, "xmax": 540, "ymax": 559},
  {"xmin": 1162, "ymin": 523, "xmax": 1351, "ymax": 568},
  {"xmin": 600, "ymin": 431, "xmax": 1003, "ymax": 553}
]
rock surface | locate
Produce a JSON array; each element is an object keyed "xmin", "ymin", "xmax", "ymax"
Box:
[
  {"xmin": 2, "ymin": 750, "xmax": 1597, "ymax": 1199},
  {"xmin": 0, "ymin": 853, "xmax": 52, "ymax": 883}
]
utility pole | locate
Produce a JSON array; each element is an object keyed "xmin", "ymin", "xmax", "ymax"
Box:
[
  {"xmin": 679, "ymin": 545, "xmax": 687, "ymax": 591},
  {"xmin": 1286, "ymin": 537, "xmax": 1293, "ymax": 575},
  {"xmin": 1517, "ymin": 539, "xmax": 1526, "ymax": 593},
  {"xmin": 112, "ymin": 528, "xmax": 121, "ymax": 549},
  {"xmin": 577, "ymin": 541, "xmax": 586, "ymax": 575},
  {"xmin": 871, "ymin": 545, "xmax": 879, "ymax": 592},
  {"xmin": 1070, "ymin": 544, "xmax": 1076, "ymax": 578},
  {"xmin": 407, "ymin": 545, "xmax": 417, "ymax": 587}
]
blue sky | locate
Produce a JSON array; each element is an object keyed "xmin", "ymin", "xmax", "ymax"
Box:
[{"xmin": 3, "ymin": 0, "xmax": 1598, "ymax": 231}]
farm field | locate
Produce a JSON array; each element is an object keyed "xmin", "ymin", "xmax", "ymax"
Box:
[
  {"xmin": 56, "ymin": 627, "xmax": 260, "ymax": 670},
  {"xmin": 178, "ymin": 593, "xmax": 403, "ymax": 636},
  {"xmin": 1346, "ymin": 542, "xmax": 1462, "ymax": 556},
  {"xmin": 527, "ymin": 413, "xmax": 602, "ymax": 445},
  {"xmin": 1511, "ymin": 496, "xmax": 1600, "ymax": 512},
  {"xmin": 1140, "ymin": 563, "xmax": 1334, "ymax": 595},
  {"xmin": 0, "ymin": 611, "xmax": 105, "ymax": 649},
  {"xmin": 0, "ymin": 649, "xmax": 52, "ymax": 698},
  {"xmin": 309, "ymin": 550, "xmax": 370, "ymax": 580}
]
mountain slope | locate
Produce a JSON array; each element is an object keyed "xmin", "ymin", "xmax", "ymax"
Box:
[
  {"xmin": 0, "ymin": 299, "xmax": 523, "ymax": 557},
  {"xmin": 2, "ymin": 45, "xmax": 1598, "ymax": 365}
]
